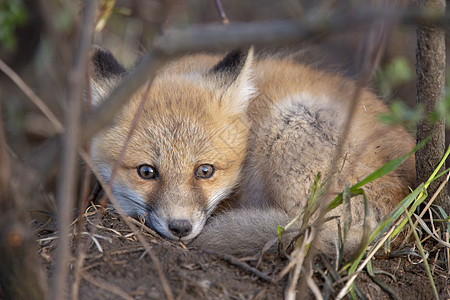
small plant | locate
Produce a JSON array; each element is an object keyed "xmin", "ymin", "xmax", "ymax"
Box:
[
  {"xmin": 0, "ymin": 0, "xmax": 27, "ymax": 51},
  {"xmin": 276, "ymin": 136, "xmax": 450, "ymax": 298}
]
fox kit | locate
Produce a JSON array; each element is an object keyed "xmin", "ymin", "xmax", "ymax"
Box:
[{"xmin": 89, "ymin": 47, "xmax": 415, "ymax": 256}]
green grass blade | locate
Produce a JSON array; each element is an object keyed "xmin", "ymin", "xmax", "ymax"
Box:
[
  {"xmin": 345, "ymin": 184, "xmax": 424, "ymax": 274},
  {"xmin": 392, "ymin": 143, "xmax": 450, "ymax": 237},
  {"xmin": 352, "ymin": 136, "xmax": 429, "ymax": 191},
  {"xmin": 342, "ymin": 182, "xmax": 352, "ymax": 241}
]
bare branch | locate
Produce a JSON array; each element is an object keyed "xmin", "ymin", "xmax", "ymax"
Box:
[
  {"xmin": 50, "ymin": 1, "xmax": 98, "ymax": 299},
  {"xmin": 0, "ymin": 59, "xmax": 63, "ymax": 133},
  {"xmin": 72, "ymin": 6, "xmax": 450, "ymax": 149}
]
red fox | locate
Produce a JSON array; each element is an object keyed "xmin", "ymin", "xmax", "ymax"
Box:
[{"xmin": 89, "ymin": 47, "xmax": 415, "ymax": 256}]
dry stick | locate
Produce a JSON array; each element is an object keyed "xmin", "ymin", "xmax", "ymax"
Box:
[
  {"xmin": 72, "ymin": 251, "xmax": 86, "ymax": 300},
  {"xmin": 127, "ymin": 217, "xmax": 160, "ymax": 237},
  {"xmin": 0, "ymin": 58, "xmax": 63, "ymax": 133},
  {"xmin": 284, "ymin": 229, "xmax": 315, "ymax": 300},
  {"xmin": 446, "ymin": 230, "xmax": 450, "ymax": 275},
  {"xmin": 72, "ymin": 98, "xmax": 94, "ymax": 300},
  {"xmin": 80, "ymin": 272, "xmax": 134, "ymax": 300},
  {"xmin": 200, "ymin": 249, "xmax": 276, "ymax": 283},
  {"xmin": 79, "ymin": 150, "xmax": 174, "ymax": 300},
  {"xmin": 50, "ymin": 1, "xmax": 97, "ymax": 300},
  {"xmin": 80, "ymin": 8, "xmax": 397, "ymax": 146},
  {"xmin": 72, "ymin": 111, "xmax": 95, "ymax": 300},
  {"xmin": 151, "ymin": 7, "xmax": 449, "ymax": 55},
  {"xmin": 296, "ymin": 9, "xmax": 389, "ymax": 296},
  {"xmin": 30, "ymin": 8, "xmax": 450, "ymax": 165},
  {"xmin": 213, "ymin": 0, "xmax": 230, "ymax": 24}
]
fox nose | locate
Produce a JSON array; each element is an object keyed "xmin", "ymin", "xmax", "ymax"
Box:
[{"xmin": 168, "ymin": 219, "xmax": 192, "ymax": 238}]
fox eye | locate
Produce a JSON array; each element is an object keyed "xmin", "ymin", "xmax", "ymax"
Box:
[
  {"xmin": 137, "ymin": 164, "xmax": 158, "ymax": 180},
  {"xmin": 195, "ymin": 164, "xmax": 215, "ymax": 179}
]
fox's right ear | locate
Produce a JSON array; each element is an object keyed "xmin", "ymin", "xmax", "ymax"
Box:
[
  {"xmin": 210, "ymin": 47, "xmax": 255, "ymax": 114},
  {"xmin": 89, "ymin": 46, "xmax": 126, "ymax": 106}
]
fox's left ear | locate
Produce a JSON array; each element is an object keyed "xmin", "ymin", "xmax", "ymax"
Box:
[
  {"xmin": 211, "ymin": 47, "xmax": 256, "ymax": 113},
  {"xmin": 89, "ymin": 46, "xmax": 127, "ymax": 107}
]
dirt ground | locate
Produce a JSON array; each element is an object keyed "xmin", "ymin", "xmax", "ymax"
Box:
[{"xmin": 35, "ymin": 205, "xmax": 449, "ymax": 300}]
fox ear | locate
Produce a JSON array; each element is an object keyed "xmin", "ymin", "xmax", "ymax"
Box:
[
  {"xmin": 89, "ymin": 46, "xmax": 126, "ymax": 106},
  {"xmin": 211, "ymin": 47, "xmax": 256, "ymax": 113}
]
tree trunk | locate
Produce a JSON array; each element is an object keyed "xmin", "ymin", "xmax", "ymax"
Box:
[{"xmin": 416, "ymin": 0, "xmax": 448, "ymax": 211}]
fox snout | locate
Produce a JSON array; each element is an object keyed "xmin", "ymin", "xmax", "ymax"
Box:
[
  {"xmin": 168, "ymin": 219, "xmax": 193, "ymax": 238},
  {"xmin": 143, "ymin": 202, "xmax": 208, "ymax": 242}
]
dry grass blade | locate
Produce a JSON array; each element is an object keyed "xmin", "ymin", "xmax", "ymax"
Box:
[
  {"xmin": 307, "ymin": 272, "xmax": 323, "ymax": 300},
  {"xmin": 84, "ymin": 205, "xmax": 123, "ymax": 237},
  {"xmin": 415, "ymin": 214, "xmax": 450, "ymax": 248},
  {"xmin": 284, "ymin": 228, "xmax": 315, "ymax": 300},
  {"xmin": 336, "ymin": 225, "xmax": 397, "ymax": 299},
  {"xmin": 446, "ymin": 230, "xmax": 450, "ymax": 274}
]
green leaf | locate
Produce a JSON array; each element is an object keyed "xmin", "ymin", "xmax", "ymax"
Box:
[{"xmin": 328, "ymin": 135, "xmax": 428, "ymax": 211}]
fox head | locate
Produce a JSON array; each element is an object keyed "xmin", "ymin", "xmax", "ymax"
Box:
[{"xmin": 89, "ymin": 47, "xmax": 255, "ymax": 242}]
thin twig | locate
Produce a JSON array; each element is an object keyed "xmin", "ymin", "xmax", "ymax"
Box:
[
  {"xmin": 127, "ymin": 217, "xmax": 160, "ymax": 238},
  {"xmin": 79, "ymin": 150, "xmax": 174, "ymax": 300},
  {"xmin": 213, "ymin": 0, "xmax": 230, "ymax": 24},
  {"xmin": 50, "ymin": 1, "xmax": 98, "ymax": 300},
  {"xmin": 152, "ymin": 7, "xmax": 450, "ymax": 55},
  {"xmin": 0, "ymin": 58, "xmax": 63, "ymax": 133},
  {"xmin": 284, "ymin": 229, "xmax": 314, "ymax": 300},
  {"xmin": 298, "ymin": 3, "xmax": 389, "ymax": 295},
  {"xmin": 201, "ymin": 249, "xmax": 276, "ymax": 283},
  {"xmin": 81, "ymin": 272, "xmax": 134, "ymax": 300},
  {"xmin": 109, "ymin": 246, "xmax": 146, "ymax": 256},
  {"xmin": 71, "ymin": 252, "xmax": 86, "ymax": 300}
]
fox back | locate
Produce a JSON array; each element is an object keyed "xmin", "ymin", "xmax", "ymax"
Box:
[{"xmin": 90, "ymin": 48, "xmax": 415, "ymax": 255}]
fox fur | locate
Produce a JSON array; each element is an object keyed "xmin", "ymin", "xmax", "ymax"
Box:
[{"xmin": 89, "ymin": 47, "xmax": 415, "ymax": 256}]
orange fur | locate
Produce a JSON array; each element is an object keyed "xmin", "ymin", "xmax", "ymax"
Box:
[{"xmin": 90, "ymin": 47, "xmax": 415, "ymax": 255}]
